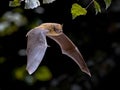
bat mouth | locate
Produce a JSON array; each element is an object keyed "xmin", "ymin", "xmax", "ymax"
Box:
[{"xmin": 46, "ymin": 32, "xmax": 62, "ymax": 36}]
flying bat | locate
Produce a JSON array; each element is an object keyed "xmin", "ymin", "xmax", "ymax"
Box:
[{"xmin": 26, "ymin": 23, "xmax": 91, "ymax": 76}]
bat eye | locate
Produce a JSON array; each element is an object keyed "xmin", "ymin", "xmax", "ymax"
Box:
[
  {"xmin": 54, "ymin": 28, "xmax": 62, "ymax": 33},
  {"xmin": 54, "ymin": 29, "xmax": 62, "ymax": 33}
]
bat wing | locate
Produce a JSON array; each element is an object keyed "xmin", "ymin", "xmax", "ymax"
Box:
[
  {"xmin": 26, "ymin": 28, "xmax": 48, "ymax": 74},
  {"xmin": 48, "ymin": 33, "xmax": 91, "ymax": 76}
]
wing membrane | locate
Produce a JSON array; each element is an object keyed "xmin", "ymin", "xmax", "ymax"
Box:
[
  {"xmin": 26, "ymin": 28, "xmax": 48, "ymax": 74},
  {"xmin": 48, "ymin": 33, "xmax": 91, "ymax": 76}
]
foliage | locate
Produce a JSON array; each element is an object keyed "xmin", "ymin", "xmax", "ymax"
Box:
[
  {"xmin": 71, "ymin": 3, "xmax": 87, "ymax": 19},
  {"xmin": 94, "ymin": 0, "xmax": 101, "ymax": 14},
  {"xmin": 104, "ymin": 0, "xmax": 112, "ymax": 9},
  {"xmin": 71, "ymin": 0, "xmax": 112, "ymax": 19},
  {"xmin": 9, "ymin": 0, "xmax": 56, "ymax": 9},
  {"xmin": 9, "ymin": 0, "xmax": 21, "ymax": 7},
  {"xmin": 34, "ymin": 66, "xmax": 52, "ymax": 81},
  {"xmin": 9, "ymin": 0, "xmax": 112, "ymax": 19},
  {"xmin": 0, "ymin": 8, "xmax": 27, "ymax": 36},
  {"xmin": 13, "ymin": 65, "xmax": 52, "ymax": 84},
  {"xmin": 0, "ymin": 57, "xmax": 6, "ymax": 64}
]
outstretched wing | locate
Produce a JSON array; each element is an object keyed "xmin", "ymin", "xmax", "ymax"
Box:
[
  {"xmin": 48, "ymin": 33, "xmax": 91, "ymax": 76},
  {"xmin": 26, "ymin": 28, "xmax": 48, "ymax": 74}
]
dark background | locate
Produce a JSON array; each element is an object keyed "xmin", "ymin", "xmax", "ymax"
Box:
[{"xmin": 0, "ymin": 0, "xmax": 120, "ymax": 90}]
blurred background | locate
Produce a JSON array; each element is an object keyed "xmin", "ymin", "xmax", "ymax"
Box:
[{"xmin": 0, "ymin": 0, "xmax": 120, "ymax": 90}]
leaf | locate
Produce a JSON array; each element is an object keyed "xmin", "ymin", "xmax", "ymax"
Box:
[
  {"xmin": 71, "ymin": 3, "xmax": 87, "ymax": 19},
  {"xmin": 104, "ymin": 0, "xmax": 112, "ymax": 9},
  {"xmin": 43, "ymin": 0, "xmax": 56, "ymax": 4},
  {"xmin": 34, "ymin": 66, "xmax": 52, "ymax": 81},
  {"xmin": 0, "ymin": 57, "xmax": 6, "ymax": 64},
  {"xmin": 24, "ymin": 0, "xmax": 40, "ymax": 9},
  {"xmin": 9, "ymin": 0, "xmax": 21, "ymax": 7},
  {"xmin": 13, "ymin": 66, "xmax": 26, "ymax": 80},
  {"xmin": 93, "ymin": 0, "xmax": 101, "ymax": 14}
]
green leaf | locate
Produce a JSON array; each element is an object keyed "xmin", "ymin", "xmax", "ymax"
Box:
[
  {"xmin": 0, "ymin": 57, "xmax": 6, "ymax": 64},
  {"xmin": 34, "ymin": 66, "xmax": 52, "ymax": 81},
  {"xmin": 94, "ymin": 0, "xmax": 101, "ymax": 14},
  {"xmin": 104, "ymin": 0, "xmax": 112, "ymax": 9},
  {"xmin": 9, "ymin": 0, "xmax": 21, "ymax": 7},
  {"xmin": 13, "ymin": 66, "xmax": 26, "ymax": 80},
  {"xmin": 71, "ymin": 3, "xmax": 87, "ymax": 19}
]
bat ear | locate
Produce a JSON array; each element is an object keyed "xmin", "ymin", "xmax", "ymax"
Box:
[{"xmin": 61, "ymin": 23, "xmax": 64, "ymax": 28}]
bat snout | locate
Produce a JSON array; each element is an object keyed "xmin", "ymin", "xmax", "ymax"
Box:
[{"xmin": 46, "ymin": 30, "xmax": 62, "ymax": 36}]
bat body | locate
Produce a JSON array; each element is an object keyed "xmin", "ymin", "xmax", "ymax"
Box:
[{"xmin": 26, "ymin": 23, "xmax": 91, "ymax": 76}]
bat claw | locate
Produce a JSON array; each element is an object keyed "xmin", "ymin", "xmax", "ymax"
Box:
[{"xmin": 81, "ymin": 69, "xmax": 91, "ymax": 77}]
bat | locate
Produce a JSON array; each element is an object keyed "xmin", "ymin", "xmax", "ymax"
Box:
[{"xmin": 26, "ymin": 23, "xmax": 91, "ymax": 76}]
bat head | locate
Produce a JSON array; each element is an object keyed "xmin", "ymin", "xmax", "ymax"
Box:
[
  {"xmin": 38, "ymin": 23, "xmax": 63, "ymax": 36},
  {"xmin": 47, "ymin": 23, "xmax": 63, "ymax": 36}
]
